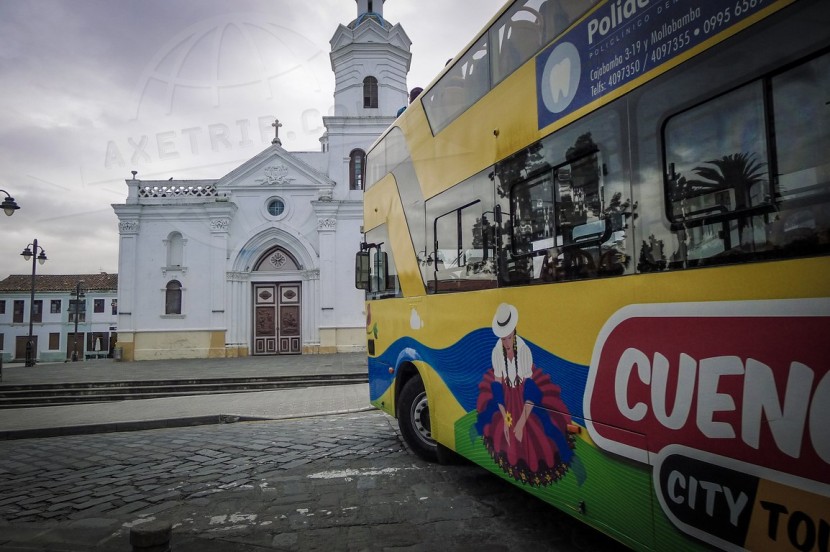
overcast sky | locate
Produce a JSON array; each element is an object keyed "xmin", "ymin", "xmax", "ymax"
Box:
[{"xmin": 0, "ymin": 0, "xmax": 505, "ymax": 280}]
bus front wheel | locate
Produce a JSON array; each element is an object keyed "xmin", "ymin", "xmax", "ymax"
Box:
[{"xmin": 398, "ymin": 375, "xmax": 438, "ymax": 462}]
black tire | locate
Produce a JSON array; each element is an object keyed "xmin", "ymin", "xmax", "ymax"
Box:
[{"xmin": 398, "ymin": 375, "xmax": 438, "ymax": 462}]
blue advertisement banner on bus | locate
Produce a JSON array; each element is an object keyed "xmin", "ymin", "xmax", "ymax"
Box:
[{"xmin": 536, "ymin": 0, "xmax": 790, "ymax": 130}]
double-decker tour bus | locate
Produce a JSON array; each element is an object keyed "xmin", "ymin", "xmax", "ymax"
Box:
[{"xmin": 355, "ymin": 0, "xmax": 829, "ymax": 550}]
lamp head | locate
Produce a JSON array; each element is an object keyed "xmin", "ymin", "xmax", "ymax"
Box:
[
  {"xmin": 1, "ymin": 195, "xmax": 19, "ymax": 216},
  {"xmin": 21, "ymin": 246, "xmax": 33, "ymax": 261},
  {"xmin": 37, "ymin": 250, "xmax": 47, "ymax": 265}
]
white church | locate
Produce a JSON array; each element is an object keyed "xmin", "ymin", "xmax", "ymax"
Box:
[{"xmin": 112, "ymin": 0, "xmax": 411, "ymax": 361}]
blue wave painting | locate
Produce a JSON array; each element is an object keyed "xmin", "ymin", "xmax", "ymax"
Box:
[{"xmin": 369, "ymin": 329, "xmax": 588, "ymax": 420}]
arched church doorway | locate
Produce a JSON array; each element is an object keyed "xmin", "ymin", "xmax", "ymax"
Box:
[{"xmin": 252, "ymin": 247, "xmax": 302, "ymax": 355}]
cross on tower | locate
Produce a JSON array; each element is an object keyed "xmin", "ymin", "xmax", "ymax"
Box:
[{"xmin": 271, "ymin": 118, "xmax": 283, "ymax": 146}]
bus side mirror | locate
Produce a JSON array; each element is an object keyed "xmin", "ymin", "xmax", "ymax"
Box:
[{"xmin": 355, "ymin": 251, "xmax": 370, "ymax": 290}]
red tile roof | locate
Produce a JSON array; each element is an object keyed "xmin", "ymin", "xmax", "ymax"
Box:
[{"xmin": 0, "ymin": 273, "xmax": 118, "ymax": 293}]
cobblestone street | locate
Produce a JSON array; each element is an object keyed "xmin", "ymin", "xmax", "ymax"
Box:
[{"xmin": 0, "ymin": 411, "xmax": 627, "ymax": 551}]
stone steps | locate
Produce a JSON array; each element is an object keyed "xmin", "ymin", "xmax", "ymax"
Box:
[{"xmin": 0, "ymin": 374, "xmax": 368, "ymax": 409}]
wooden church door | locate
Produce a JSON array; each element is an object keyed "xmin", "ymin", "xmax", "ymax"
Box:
[{"xmin": 253, "ymin": 283, "xmax": 301, "ymax": 355}]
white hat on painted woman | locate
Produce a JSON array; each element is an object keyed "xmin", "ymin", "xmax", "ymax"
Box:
[{"xmin": 492, "ymin": 303, "xmax": 518, "ymax": 338}]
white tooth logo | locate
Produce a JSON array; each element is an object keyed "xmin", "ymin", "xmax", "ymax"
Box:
[
  {"xmin": 548, "ymin": 57, "xmax": 571, "ymax": 103},
  {"xmin": 540, "ymin": 41, "xmax": 580, "ymax": 115}
]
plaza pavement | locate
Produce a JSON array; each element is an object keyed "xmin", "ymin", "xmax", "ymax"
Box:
[
  {"xmin": 0, "ymin": 354, "xmax": 631, "ymax": 552},
  {"xmin": 0, "ymin": 353, "xmax": 373, "ymax": 440}
]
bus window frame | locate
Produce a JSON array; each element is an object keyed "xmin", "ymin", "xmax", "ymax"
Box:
[
  {"xmin": 431, "ymin": 199, "xmax": 493, "ymax": 293},
  {"xmin": 508, "ymin": 150, "xmax": 610, "ymax": 258},
  {"xmin": 661, "ymin": 80, "xmax": 773, "ymax": 232},
  {"xmin": 433, "ymin": 199, "xmax": 482, "ymax": 267}
]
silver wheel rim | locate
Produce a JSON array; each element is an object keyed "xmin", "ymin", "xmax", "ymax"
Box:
[{"xmin": 410, "ymin": 391, "xmax": 434, "ymax": 446}]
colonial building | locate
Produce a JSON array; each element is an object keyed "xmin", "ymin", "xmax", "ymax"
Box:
[
  {"xmin": 112, "ymin": 0, "xmax": 411, "ymax": 361},
  {"xmin": 0, "ymin": 273, "xmax": 118, "ymax": 363}
]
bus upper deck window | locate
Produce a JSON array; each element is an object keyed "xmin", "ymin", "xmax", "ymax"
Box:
[
  {"xmin": 490, "ymin": 0, "xmax": 602, "ymax": 85},
  {"xmin": 490, "ymin": 3, "xmax": 542, "ymax": 84},
  {"xmin": 424, "ymin": 39, "xmax": 489, "ymax": 134}
]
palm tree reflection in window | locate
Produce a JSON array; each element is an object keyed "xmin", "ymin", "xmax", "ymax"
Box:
[
  {"xmin": 668, "ymin": 151, "xmax": 770, "ymax": 265},
  {"xmin": 670, "ymin": 152, "xmax": 767, "ymax": 219}
]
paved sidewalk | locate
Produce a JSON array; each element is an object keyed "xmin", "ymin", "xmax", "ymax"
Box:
[{"xmin": 0, "ymin": 354, "xmax": 372, "ymax": 440}]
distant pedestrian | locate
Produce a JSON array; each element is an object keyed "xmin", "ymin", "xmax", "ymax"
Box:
[{"xmin": 396, "ymin": 86, "xmax": 423, "ymax": 117}]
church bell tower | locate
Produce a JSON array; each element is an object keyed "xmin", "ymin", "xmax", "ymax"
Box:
[
  {"xmin": 324, "ymin": 0, "xmax": 412, "ymax": 197},
  {"xmin": 329, "ymin": 0, "xmax": 411, "ymax": 117}
]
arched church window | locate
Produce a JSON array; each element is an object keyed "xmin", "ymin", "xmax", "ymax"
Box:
[
  {"xmin": 349, "ymin": 149, "xmax": 366, "ymax": 190},
  {"xmin": 166, "ymin": 232, "xmax": 184, "ymax": 267},
  {"xmin": 363, "ymin": 76, "xmax": 378, "ymax": 108},
  {"xmin": 165, "ymin": 280, "xmax": 182, "ymax": 315}
]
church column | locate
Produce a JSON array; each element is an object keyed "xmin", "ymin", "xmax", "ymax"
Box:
[
  {"xmin": 205, "ymin": 202, "xmax": 236, "ymax": 356},
  {"xmin": 314, "ymin": 201, "xmax": 339, "ymax": 352},
  {"xmin": 226, "ymin": 271, "xmax": 250, "ymax": 356},
  {"xmin": 116, "ymin": 218, "xmax": 140, "ymax": 360},
  {"xmin": 208, "ymin": 218, "xmax": 230, "ymax": 324},
  {"xmin": 302, "ymin": 268, "xmax": 321, "ymax": 353}
]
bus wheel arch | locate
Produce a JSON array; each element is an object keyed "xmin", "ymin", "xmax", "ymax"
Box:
[{"xmin": 396, "ymin": 366, "xmax": 438, "ymax": 463}]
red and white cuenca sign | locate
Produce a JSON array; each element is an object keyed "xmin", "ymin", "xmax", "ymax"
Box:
[{"xmin": 584, "ymin": 299, "xmax": 830, "ymax": 486}]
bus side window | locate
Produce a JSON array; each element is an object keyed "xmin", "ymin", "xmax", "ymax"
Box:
[
  {"xmin": 432, "ymin": 200, "xmax": 497, "ymax": 293},
  {"xmin": 495, "ymin": 108, "xmax": 630, "ymax": 286},
  {"xmin": 769, "ymin": 52, "xmax": 830, "ymax": 254},
  {"xmin": 503, "ymin": 169, "xmax": 558, "ymax": 284},
  {"xmin": 663, "ymin": 82, "xmax": 771, "ymax": 269},
  {"xmin": 509, "ymin": 173, "xmax": 555, "ymax": 255},
  {"xmin": 425, "ymin": 170, "xmax": 497, "ymax": 293},
  {"xmin": 660, "ymin": 52, "xmax": 830, "ymax": 270},
  {"xmin": 507, "ymin": 149, "xmax": 613, "ymax": 282}
]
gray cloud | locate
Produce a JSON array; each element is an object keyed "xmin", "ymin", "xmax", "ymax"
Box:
[{"xmin": 0, "ymin": 0, "xmax": 504, "ymax": 279}]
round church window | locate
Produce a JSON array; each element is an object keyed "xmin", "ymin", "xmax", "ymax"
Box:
[{"xmin": 267, "ymin": 198, "xmax": 285, "ymax": 217}]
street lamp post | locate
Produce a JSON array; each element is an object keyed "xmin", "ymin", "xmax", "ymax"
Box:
[
  {"xmin": 21, "ymin": 239, "xmax": 47, "ymax": 367},
  {"xmin": 1, "ymin": 189, "xmax": 20, "ymax": 216},
  {"xmin": 71, "ymin": 281, "xmax": 85, "ymax": 362}
]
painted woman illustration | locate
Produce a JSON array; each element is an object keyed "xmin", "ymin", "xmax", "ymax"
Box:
[{"xmin": 474, "ymin": 303, "xmax": 576, "ymax": 486}]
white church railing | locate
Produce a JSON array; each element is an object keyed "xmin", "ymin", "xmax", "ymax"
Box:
[{"xmin": 138, "ymin": 184, "xmax": 217, "ymax": 199}]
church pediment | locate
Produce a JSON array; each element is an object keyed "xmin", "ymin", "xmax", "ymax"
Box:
[
  {"xmin": 330, "ymin": 18, "xmax": 410, "ymax": 52},
  {"xmin": 330, "ymin": 24, "xmax": 353, "ymax": 51},
  {"xmin": 352, "ymin": 22, "xmax": 393, "ymax": 45},
  {"xmin": 216, "ymin": 145, "xmax": 334, "ymax": 191},
  {"xmin": 387, "ymin": 24, "xmax": 412, "ymax": 51}
]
